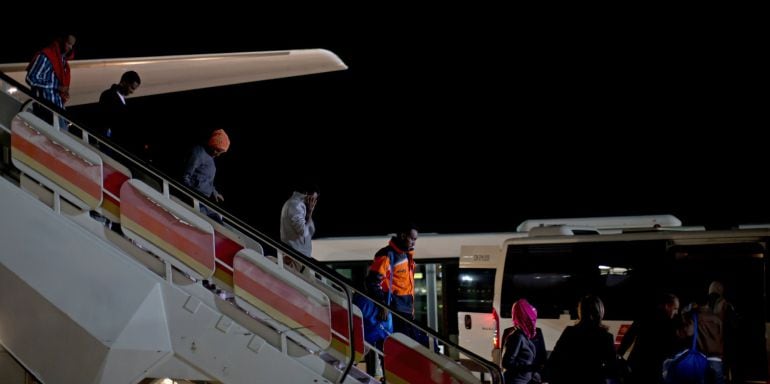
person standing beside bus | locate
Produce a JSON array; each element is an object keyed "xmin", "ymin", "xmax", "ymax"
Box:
[
  {"xmin": 543, "ymin": 295, "xmax": 620, "ymax": 384},
  {"xmin": 364, "ymin": 224, "xmax": 424, "ymax": 344},
  {"xmin": 502, "ymin": 298, "xmax": 540, "ymax": 384},
  {"xmin": 617, "ymin": 293, "xmax": 680, "ymax": 384},
  {"xmin": 676, "ymin": 293, "xmax": 726, "ymax": 384},
  {"xmin": 708, "ymin": 281, "xmax": 738, "ymax": 382}
]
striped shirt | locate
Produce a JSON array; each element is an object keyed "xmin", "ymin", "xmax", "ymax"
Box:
[{"xmin": 26, "ymin": 54, "xmax": 63, "ymax": 108}]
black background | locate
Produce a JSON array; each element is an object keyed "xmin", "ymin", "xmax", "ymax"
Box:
[{"xmin": 2, "ymin": 9, "xmax": 765, "ymax": 239}]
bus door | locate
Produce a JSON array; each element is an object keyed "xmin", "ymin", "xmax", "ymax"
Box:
[{"xmin": 457, "ymin": 245, "xmax": 502, "ymax": 361}]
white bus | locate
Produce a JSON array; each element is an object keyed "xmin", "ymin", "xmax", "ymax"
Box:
[{"xmin": 457, "ymin": 215, "xmax": 770, "ymax": 383}]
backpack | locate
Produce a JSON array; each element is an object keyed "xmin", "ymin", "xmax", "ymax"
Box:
[
  {"xmin": 662, "ymin": 312, "xmax": 709, "ymax": 384},
  {"xmin": 353, "ymin": 292, "xmax": 392, "ymax": 345},
  {"xmin": 353, "ymin": 251, "xmax": 395, "ymax": 346}
]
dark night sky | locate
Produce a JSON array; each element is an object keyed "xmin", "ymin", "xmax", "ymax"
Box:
[{"xmin": 2, "ymin": 10, "xmax": 766, "ymax": 238}]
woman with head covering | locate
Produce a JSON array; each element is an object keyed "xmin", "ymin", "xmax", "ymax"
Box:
[{"xmin": 502, "ymin": 298, "xmax": 539, "ymax": 384}]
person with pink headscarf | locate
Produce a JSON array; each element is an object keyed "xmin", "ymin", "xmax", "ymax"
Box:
[{"xmin": 502, "ymin": 298, "xmax": 540, "ymax": 384}]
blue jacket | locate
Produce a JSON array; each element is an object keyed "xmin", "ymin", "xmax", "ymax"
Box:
[{"xmin": 182, "ymin": 145, "xmax": 218, "ymax": 198}]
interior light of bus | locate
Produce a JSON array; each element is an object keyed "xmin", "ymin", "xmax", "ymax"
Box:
[
  {"xmin": 598, "ymin": 265, "xmax": 611, "ymax": 270},
  {"xmin": 460, "ymin": 274, "xmax": 473, "ymax": 282},
  {"xmin": 414, "ymin": 272, "xmax": 424, "ymax": 279}
]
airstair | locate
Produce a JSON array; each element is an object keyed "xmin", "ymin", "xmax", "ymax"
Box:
[{"xmin": 0, "ymin": 71, "xmax": 501, "ymax": 383}]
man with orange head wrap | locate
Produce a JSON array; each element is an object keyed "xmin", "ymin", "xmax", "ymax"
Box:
[{"xmin": 181, "ymin": 129, "xmax": 230, "ymax": 223}]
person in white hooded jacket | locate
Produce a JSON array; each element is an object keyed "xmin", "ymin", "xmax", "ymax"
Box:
[{"xmin": 280, "ymin": 183, "xmax": 319, "ymax": 258}]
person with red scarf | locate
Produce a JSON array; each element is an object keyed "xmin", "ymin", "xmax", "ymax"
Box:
[{"xmin": 26, "ymin": 34, "xmax": 76, "ymax": 130}]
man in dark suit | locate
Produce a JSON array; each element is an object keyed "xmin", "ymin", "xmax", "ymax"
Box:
[{"xmin": 98, "ymin": 71, "xmax": 143, "ymax": 157}]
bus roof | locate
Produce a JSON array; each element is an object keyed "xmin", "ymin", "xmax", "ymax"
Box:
[
  {"xmin": 516, "ymin": 214, "xmax": 682, "ymax": 232},
  {"xmin": 312, "ymin": 232, "xmax": 523, "ymax": 262}
]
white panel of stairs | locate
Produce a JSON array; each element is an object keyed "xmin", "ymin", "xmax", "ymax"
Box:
[
  {"xmin": 0, "ymin": 177, "xmax": 369, "ymax": 383},
  {"xmin": 0, "ymin": 259, "xmax": 109, "ymax": 382},
  {"xmin": 0, "ymin": 180, "xmax": 163, "ymax": 344},
  {"xmin": 159, "ymin": 290, "xmax": 329, "ymax": 383},
  {"xmin": 0, "ymin": 177, "xmax": 170, "ymax": 383},
  {"xmin": 98, "ymin": 283, "xmax": 173, "ymax": 381}
]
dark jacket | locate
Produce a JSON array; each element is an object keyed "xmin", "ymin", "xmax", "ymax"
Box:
[
  {"xmin": 619, "ymin": 312, "xmax": 679, "ymax": 384},
  {"xmin": 502, "ymin": 329, "xmax": 537, "ymax": 384},
  {"xmin": 678, "ymin": 307, "xmax": 723, "ymax": 358},
  {"xmin": 98, "ymin": 84, "xmax": 139, "ymax": 153},
  {"xmin": 181, "ymin": 145, "xmax": 218, "ymax": 198},
  {"xmin": 544, "ymin": 325, "xmax": 619, "ymax": 384}
]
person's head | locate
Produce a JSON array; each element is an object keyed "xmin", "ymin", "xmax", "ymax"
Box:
[
  {"xmin": 660, "ymin": 293, "xmax": 680, "ymax": 319},
  {"xmin": 512, "ymin": 298, "xmax": 538, "ymax": 340},
  {"xmin": 708, "ymin": 281, "xmax": 724, "ymax": 297},
  {"xmin": 207, "ymin": 129, "xmax": 230, "ymax": 157},
  {"xmin": 56, "ymin": 34, "xmax": 77, "ymax": 56},
  {"xmin": 577, "ymin": 295, "xmax": 605, "ymax": 328},
  {"xmin": 297, "ymin": 183, "xmax": 320, "ymax": 206},
  {"xmin": 708, "ymin": 280, "xmax": 725, "ymax": 309},
  {"xmin": 118, "ymin": 71, "xmax": 141, "ymax": 96},
  {"xmin": 396, "ymin": 223, "xmax": 419, "ymax": 251}
]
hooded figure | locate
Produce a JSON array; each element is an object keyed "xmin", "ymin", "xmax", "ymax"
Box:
[{"xmin": 502, "ymin": 299, "xmax": 539, "ymax": 384}]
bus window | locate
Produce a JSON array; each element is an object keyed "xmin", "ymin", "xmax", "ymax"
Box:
[
  {"xmin": 457, "ymin": 268, "xmax": 495, "ymax": 313},
  {"xmin": 501, "ymin": 241, "xmax": 665, "ymax": 320},
  {"xmin": 506, "ymin": 273, "xmax": 582, "ymax": 319}
]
